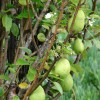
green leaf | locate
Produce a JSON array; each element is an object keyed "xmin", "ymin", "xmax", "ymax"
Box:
[
  {"xmin": 42, "ymin": 24, "xmax": 49, "ymax": 30},
  {"xmin": 70, "ymin": 0, "xmax": 84, "ymax": 6},
  {"xmin": 53, "ymin": 82, "xmax": 63, "ymax": 94},
  {"xmin": 32, "ymin": 0, "xmax": 40, "ymax": 2},
  {"xmin": 0, "ymin": 74, "xmax": 10, "ymax": 80},
  {"xmin": 0, "ymin": 87, "xmax": 4, "ymax": 97},
  {"xmin": 93, "ymin": 39, "xmax": 100, "ymax": 49},
  {"xmin": 16, "ymin": 58, "xmax": 30, "ymax": 65},
  {"xmin": 11, "ymin": 23, "xmax": 19, "ymax": 37},
  {"xmin": 8, "ymin": 67, "xmax": 16, "ymax": 73},
  {"xmin": 71, "ymin": 66, "xmax": 79, "ymax": 77},
  {"xmin": 26, "ymin": 67, "xmax": 37, "ymax": 82},
  {"xmin": 57, "ymin": 32, "xmax": 68, "ymax": 43},
  {"xmin": 2, "ymin": 14, "xmax": 12, "ymax": 32},
  {"xmin": 19, "ymin": 47, "xmax": 32, "ymax": 55},
  {"xmin": 19, "ymin": 0, "xmax": 27, "ymax": 6},
  {"xmin": 90, "ymin": 14, "xmax": 100, "ymax": 19},
  {"xmin": 16, "ymin": 8, "xmax": 34, "ymax": 19},
  {"xmin": 12, "ymin": 96, "xmax": 20, "ymax": 100},
  {"xmin": 74, "ymin": 64, "xmax": 84, "ymax": 74}
]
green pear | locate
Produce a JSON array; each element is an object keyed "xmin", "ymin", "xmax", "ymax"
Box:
[
  {"xmin": 54, "ymin": 58, "xmax": 70, "ymax": 78},
  {"xmin": 73, "ymin": 38, "xmax": 84, "ymax": 54},
  {"xmin": 68, "ymin": 10, "xmax": 85, "ymax": 33},
  {"xmin": 37, "ymin": 33, "xmax": 46, "ymax": 42},
  {"xmin": 60, "ymin": 74, "xmax": 73, "ymax": 92},
  {"xmin": 29, "ymin": 86, "xmax": 45, "ymax": 100}
]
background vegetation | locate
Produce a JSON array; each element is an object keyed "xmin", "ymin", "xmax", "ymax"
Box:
[{"xmin": 0, "ymin": 0, "xmax": 100, "ymax": 100}]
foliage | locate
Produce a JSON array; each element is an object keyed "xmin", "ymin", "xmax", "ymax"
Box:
[{"xmin": 0, "ymin": 0, "xmax": 100, "ymax": 100}]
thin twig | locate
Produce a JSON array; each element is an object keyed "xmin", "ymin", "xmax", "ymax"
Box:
[
  {"xmin": 72, "ymin": 88, "xmax": 76, "ymax": 100},
  {"xmin": 53, "ymin": 93, "xmax": 61, "ymax": 100},
  {"xmin": 92, "ymin": 0, "xmax": 97, "ymax": 12},
  {"xmin": 23, "ymin": 1, "xmax": 67, "ymax": 99},
  {"xmin": 2, "ymin": 32, "xmax": 8, "ymax": 68},
  {"xmin": 64, "ymin": 0, "xmax": 82, "ymax": 43},
  {"xmin": 30, "ymin": 1, "xmax": 38, "ymax": 19},
  {"xmin": 32, "ymin": 0, "xmax": 52, "ymax": 36},
  {"xmin": 73, "ymin": 54, "xmax": 81, "ymax": 64},
  {"xmin": 20, "ymin": 18, "xmax": 24, "ymax": 46},
  {"xmin": 38, "ymin": 0, "xmax": 67, "ymax": 72},
  {"xmin": 26, "ymin": 0, "xmax": 39, "ymax": 54}
]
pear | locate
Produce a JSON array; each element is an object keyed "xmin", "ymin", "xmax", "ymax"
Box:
[
  {"xmin": 54, "ymin": 58, "xmax": 70, "ymax": 78},
  {"xmin": 68, "ymin": 10, "xmax": 85, "ymax": 33},
  {"xmin": 60, "ymin": 74, "xmax": 73, "ymax": 92},
  {"xmin": 29, "ymin": 86, "xmax": 45, "ymax": 100},
  {"xmin": 73, "ymin": 38, "xmax": 84, "ymax": 54},
  {"xmin": 37, "ymin": 33, "xmax": 46, "ymax": 42}
]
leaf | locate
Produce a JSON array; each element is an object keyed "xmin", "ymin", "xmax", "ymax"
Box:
[
  {"xmin": 90, "ymin": 14, "xmax": 100, "ymax": 19},
  {"xmin": 0, "ymin": 87, "xmax": 4, "ymax": 97},
  {"xmin": 16, "ymin": 8, "xmax": 34, "ymax": 19},
  {"xmin": 18, "ymin": 82, "xmax": 28, "ymax": 89},
  {"xmin": 70, "ymin": 66, "xmax": 79, "ymax": 77},
  {"xmin": 0, "ymin": 74, "xmax": 10, "ymax": 80},
  {"xmin": 16, "ymin": 58, "xmax": 30, "ymax": 65},
  {"xmin": 70, "ymin": 0, "xmax": 84, "ymax": 6},
  {"xmin": 11, "ymin": 23, "xmax": 19, "ymax": 37},
  {"xmin": 19, "ymin": 47, "xmax": 32, "ymax": 55},
  {"xmin": 53, "ymin": 82, "xmax": 63, "ymax": 94},
  {"xmin": 31, "ymin": 0, "xmax": 40, "ymax": 2},
  {"xmin": 8, "ymin": 67, "xmax": 16, "ymax": 73},
  {"xmin": 70, "ymin": 0, "xmax": 79, "ymax": 5},
  {"xmin": 2, "ymin": 14, "xmax": 12, "ymax": 32},
  {"xmin": 19, "ymin": 0, "xmax": 27, "ymax": 6},
  {"xmin": 12, "ymin": 96, "xmax": 20, "ymax": 100},
  {"xmin": 93, "ymin": 39, "xmax": 100, "ymax": 49},
  {"xmin": 26, "ymin": 67, "xmax": 37, "ymax": 82},
  {"xmin": 42, "ymin": 24, "xmax": 49, "ymax": 30},
  {"xmin": 74, "ymin": 64, "xmax": 84, "ymax": 73},
  {"xmin": 57, "ymin": 33, "xmax": 67, "ymax": 42}
]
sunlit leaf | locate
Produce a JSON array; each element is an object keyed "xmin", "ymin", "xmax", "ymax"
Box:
[
  {"xmin": 12, "ymin": 96, "xmax": 20, "ymax": 100},
  {"xmin": 18, "ymin": 82, "xmax": 28, "ymax": 89},
  {"xmin": 19, "ymin": 47, "xmax": 32, "ymax": 55},
  {"xmin": 16, "ymin": 58, "xmax": 30, "ymax": 65},
  {"xmin": 53, "ymin": 82, "xmax": 63, "ymax": 94},
  {"xmin": 27, "ymin": 67, "xmax": 37, "ymax": 82},
  {"xmin": 2, "ymin": 14, "xmax": 12, "ymax": 32},
  {"xmin": 42, "ymin": 24, "xmax": 49, "ymax": 30},
  {"xmin": 8, "ymin": 67, "xmax": 16, "ymax": 73},
  {"xmin": 19, "ymin": 0, "xmax": 27, "ymax": 6}
]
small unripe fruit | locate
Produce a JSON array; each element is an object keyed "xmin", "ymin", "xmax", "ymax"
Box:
[
  {"xmin": 37, "ymin": 33, "xmax": 46, "ymax": 42},
  {"xmin": 68, "ymin": 10, "xmax": 85, "ymax": 33},
  {"xmin": 73, "ymin": 38, "xmax": 84, "ymax": 54},
  {"xmin": 54, "ymin": 58, "xmax": 70, "ymax": 78},
  {"xmin": 29, "ymin": 86, "xmax": 45, "ymax": 100},
  {"xmin": 60, "ymin": 74, "xmax": 73, "ymax": 92}
]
